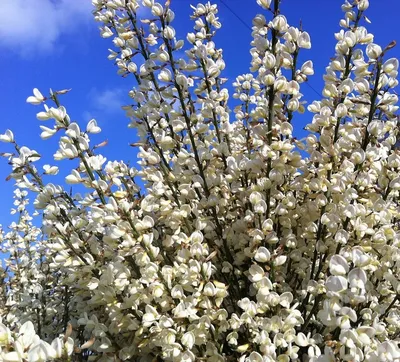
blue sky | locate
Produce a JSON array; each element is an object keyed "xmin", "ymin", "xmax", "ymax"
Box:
[{"xmin": 0, "ymin": 0, "xmax": 399, "ymax": 226}]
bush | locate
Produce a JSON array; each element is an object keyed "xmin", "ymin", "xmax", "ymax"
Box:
[{"xmin": 1, "ymin": 0, "xmax": 400, "ymax": 361}]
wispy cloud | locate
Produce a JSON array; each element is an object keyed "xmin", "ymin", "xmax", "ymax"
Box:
[
  {"xmin": 89, "ymin": 87, "xmax": 127, "ymax": 114},
  {"xmin": 0, "ymin": 0, "xmax": 93, "ymax": 55},
  {"xmin": 82, "ymin": 87, "xmax": 129, "ymax": 128}
]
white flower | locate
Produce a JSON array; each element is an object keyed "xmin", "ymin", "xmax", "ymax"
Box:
[
  {"xmin": 366, "ymin": 43, "xmax": 382, "ymax": 59},
  {"xmin": 136, "ymin": 215, "xmax": 155, "ymax": 231},
  {"xmin": 86, "ymin": 119, "xmax": 101, "ymax": 134},
  {"xmin": 279, "ymin": 292, "xmax": 293, "ymax": 308},
  {"xmin": 271, "ymin": 15, "xmax": 288, "ymax": 32},
  {"xmin": 264, "ymin": 53, "xmax": 276, "ymax": 69},
  {"xmin": 190, "ymin": 231, "xmax": 203, "ymax": 243},
  {"xmin": 357, "ymin": 0, "xmax": 369, "ymax": 10},
  {"xmin": 383, "ymin": 58, "xmax": 399, "ymax": 76},
  {"xmin": 254, "ymin": 247, "xmax": 271, "ymax": 263},
  {"xmin": 326, "ymin": 276, "xmax": 348, "ymax": 293},
  {"xmin": 51, "ymin": 338, "xmax": 63, "ymax": 359},
  {"xmin": 256, "ymin": 0, "xmax": 271, "ymax": 9},
  {"xmin": 181, "ymin": 331, "xmax": 195, "ymax": 349},
  {"xmin": 248, "ymin": 352, "xmax": 263, "ymax": 362},
  {"xmin": 158, "ymin": 69, "xmax": 172, "ymax": 82},
  {"xmin": 100, "ymin": 26, "xmax": 113, "ymax": 38},
  {"xmin": 295, "ymin": 332, "xmax": 309, "ymax": 347},
  {"xmin": 0, "ymin": 130, "xmax": 14, "ymax": 143},
  {"xmin": 163, "ymin": 25, "xmax": 175, "ymax": 39},
  {"xmin": 348, "ymin": 268, "xmax": 367, "ymax": 289},
  {"xmin": 151, "ymin": 3, "xmax": 163, "ymax": 16},
  {"xmin": 0, "ymin": 323, "xmax": 11, "ymax": 346},
  {"xmin": 87, "ymin": 155, "xmax": 107, "ymax": 171},
  {"xmin": 274, "ymin": 255, "xmax": 287, "ymax": 266},
  {"xmin": 301, "ymin": 60, "xmax": 314, "ymax": 75},
  {"xmin": 26, "ymin": 88, "xmax": 45, "ymax": 105},
  {"xmin": 248, "ymin": 264, "xmax": 265, "ymax": 282},
  {"xmin": 335, "ymin": 104, "xmax": 348, "ymax": 118},
  {"xmin": 19, "ymin": 321, "xmax": 36, "ymax": 349},
  {"xmin": 377, "ymin": 341, "xmax": 400, "ymax": 360},
  {"xmin": 28, "ymin": 341, "xmax": 56, "ymax": 362},
  {"xmin": 3, "ymin": 352, "xmax": 22, "ymax": 362},
  {"xmin": 43, "ymin": 165, "xmax": 59, "ymax": 175},
  {"xmin": 329, "ymin": 255, "xmax": 349, "ymax": 276},
  {"xmin": 39, "ymin": 126, "xmax": 57, "ymax": 139},
  {"xmin": 249, "ymin": 192, "xmax": 263, "ymax": 205},
  {"xmin": 298, "ymin": 32, "xmax": 311, "ymax": 49}
]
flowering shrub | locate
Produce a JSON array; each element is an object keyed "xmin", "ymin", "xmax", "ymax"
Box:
[{"xmin": 1, "ymin": 0, "xmax": 400, "ymax": 361}]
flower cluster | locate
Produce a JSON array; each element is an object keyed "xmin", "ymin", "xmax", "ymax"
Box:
[
  {"xmin": 0, "ymin": 321, "xmax": 74, "ymax": 362},
  {"xmin": 1, "ymin": 0, "xmax": 400, "ymax": 361}
]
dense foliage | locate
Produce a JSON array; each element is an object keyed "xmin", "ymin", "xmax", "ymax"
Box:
[{"xmin": 1, "ymin": 0, "xmax": 400, "ymax": 361}]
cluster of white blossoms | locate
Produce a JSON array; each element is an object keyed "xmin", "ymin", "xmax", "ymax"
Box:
[
  {"xmin": 1, "ymin": 0, "xmax": 400, "ymax": 360},
  {"xmin": 0, "ymin": 321, "xmax": 74, "ymax": 362}
]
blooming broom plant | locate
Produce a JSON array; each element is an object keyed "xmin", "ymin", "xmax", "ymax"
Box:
[{"xmin": 0, "ymin": 0, "xmax": 400, "ymax": 361}]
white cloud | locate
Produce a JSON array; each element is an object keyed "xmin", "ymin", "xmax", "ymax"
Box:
[
  {"xmin": 89, "ymin": 87, "xmax": 127, "ymax": 114},
  {"xmin": 82, "ymin": 88, "xmax": 128, "ymax": 127},
  {"xmin": 0, "ymin": 0, "xmax": 93, "ymax": 55}
]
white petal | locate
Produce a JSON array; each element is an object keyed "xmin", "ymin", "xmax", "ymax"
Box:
[{"xmin": 33, "ymin": 88, "xmax": 44, "ymax": 101}]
